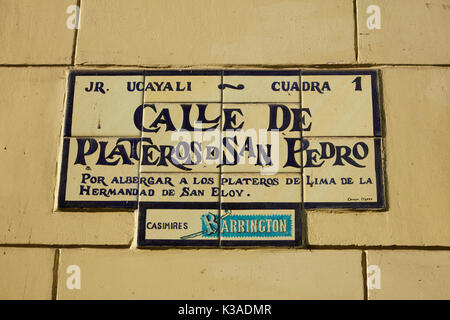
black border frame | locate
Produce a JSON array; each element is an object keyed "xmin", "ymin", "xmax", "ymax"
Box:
[
  {"xmin": 223, "ymin": 70, "xmax": 300, "ymax": 76},
  {"xmin": 137, "ymin": 202, "xmax": 302, "ymax": 247}
]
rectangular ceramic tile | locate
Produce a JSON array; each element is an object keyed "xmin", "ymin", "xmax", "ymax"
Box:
[
  {"xmin": 144, "ymin": 70, "xmax": 221, "ymax": 102},
  {"xmin": 75, "ymin": 0, "xmax": 355, "ymax": 66},
  {"xmin": 0, "ymin": 0, "xmax": 75, "ymax": 64},
  {"xmin": 138, "ymin": 173, "xmax": 219, "ymax": 203},
  {"xmin": 301, "ymin": 70, "xmax": 381, "ymax": 136},
  {"xmin": 57, "ymin": 249, "xmax": 363, "ymax": 299},
  {"xmin": 0, "ymin": 248, "xmax": 55, "ymax": 300},
  {"xmin": 222, "ymin": 103, "xmax": 302, "ymax": 173},
  {"xmin": 218, "ymin": 206, "xmax": 301, "ymax": 247},
  {"xmin": 357, "ymin": 0, "xmax": 450, "ymax": 64},
  {"xmin": 138, "ymin": 204, "xmax": 220, "ymax": 247},
  {"xmin": 140, "ymin": 102, "xmax": 221, "ymax": 173},
  {"xmin": 58, "ymin": 137, "xmax": 140, "ymax": 209},
  {"xmin": 65, "ymin": 70, "xmax": 144, "ymax": 137},
  {"xmin": 302, "ymin": 137, "xmax": 384, "ymax": 209},
  {"xmin": 367, "ymin": 250, "xmax": 450, "ymax": 300},
  {"xmin": 221, "ymin": 173, "xmax": 301, "ymax": 203},
  {"xmin": 222, "ymin": 70, "xmax": 300, "ymax": 103}
]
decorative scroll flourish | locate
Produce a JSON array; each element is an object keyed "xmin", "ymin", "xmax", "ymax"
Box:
[{"xmin": 218, "ymin": 83, "xmax": 245, "ymax": 90}]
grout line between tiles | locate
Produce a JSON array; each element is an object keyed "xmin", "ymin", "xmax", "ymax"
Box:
[
  {"xmin": 71, "ymin": 0, "xmax": 81, "ymax": 66},
  {"xmin": 0, "ymin": 64, "xmax": 449, "ymax": 68},
  {"xmin": 362, "ymin": 250, "xmax": 368, "ymax": 300},
  {"xmin": 51, "ymin": 248, "xmax": 60, "ymax": 300},
  {"xmin": 218, "ymin": 71, "xmax": 224, "ymax": 247},
  {"xmin": 2, "ymin": 244, "xmax": 450, "ymax": 250},
  {"xmin": 353, "ymin": 0, "xmax": 359, "ymax": 63},
  {"xmin": 299, "ymin": 69, "xmax": 307, "ymax": 248},
  {"xmin": 0, "ymin": 244, "xmax": 133, "ymax": 249},
  {"xmin": 217, "ymin": 70, "xmax": 223, "ymax": 248},
  {"xmin": 134, "ymin": 74, "xmax": 146, "ymax": 248}
]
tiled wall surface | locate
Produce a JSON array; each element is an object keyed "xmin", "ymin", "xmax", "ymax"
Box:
[{"xmin": 0, "ymin": 0, "xmax": 449, "ymax": 299}]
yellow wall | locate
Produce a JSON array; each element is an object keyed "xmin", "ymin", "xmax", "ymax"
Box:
[{"xmin": 0, "ymin": 0, "xmax": 449, "ymax": 299}]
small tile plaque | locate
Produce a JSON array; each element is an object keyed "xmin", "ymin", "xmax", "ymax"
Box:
[{"xmin": 58, "ymin": 69, "xmax": 385, "ymax": 247}]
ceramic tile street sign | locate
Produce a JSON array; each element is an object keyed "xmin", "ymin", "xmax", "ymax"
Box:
[{"xmin": 58, "ymin": 69, "xmax": 385, "ymax": 247}]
